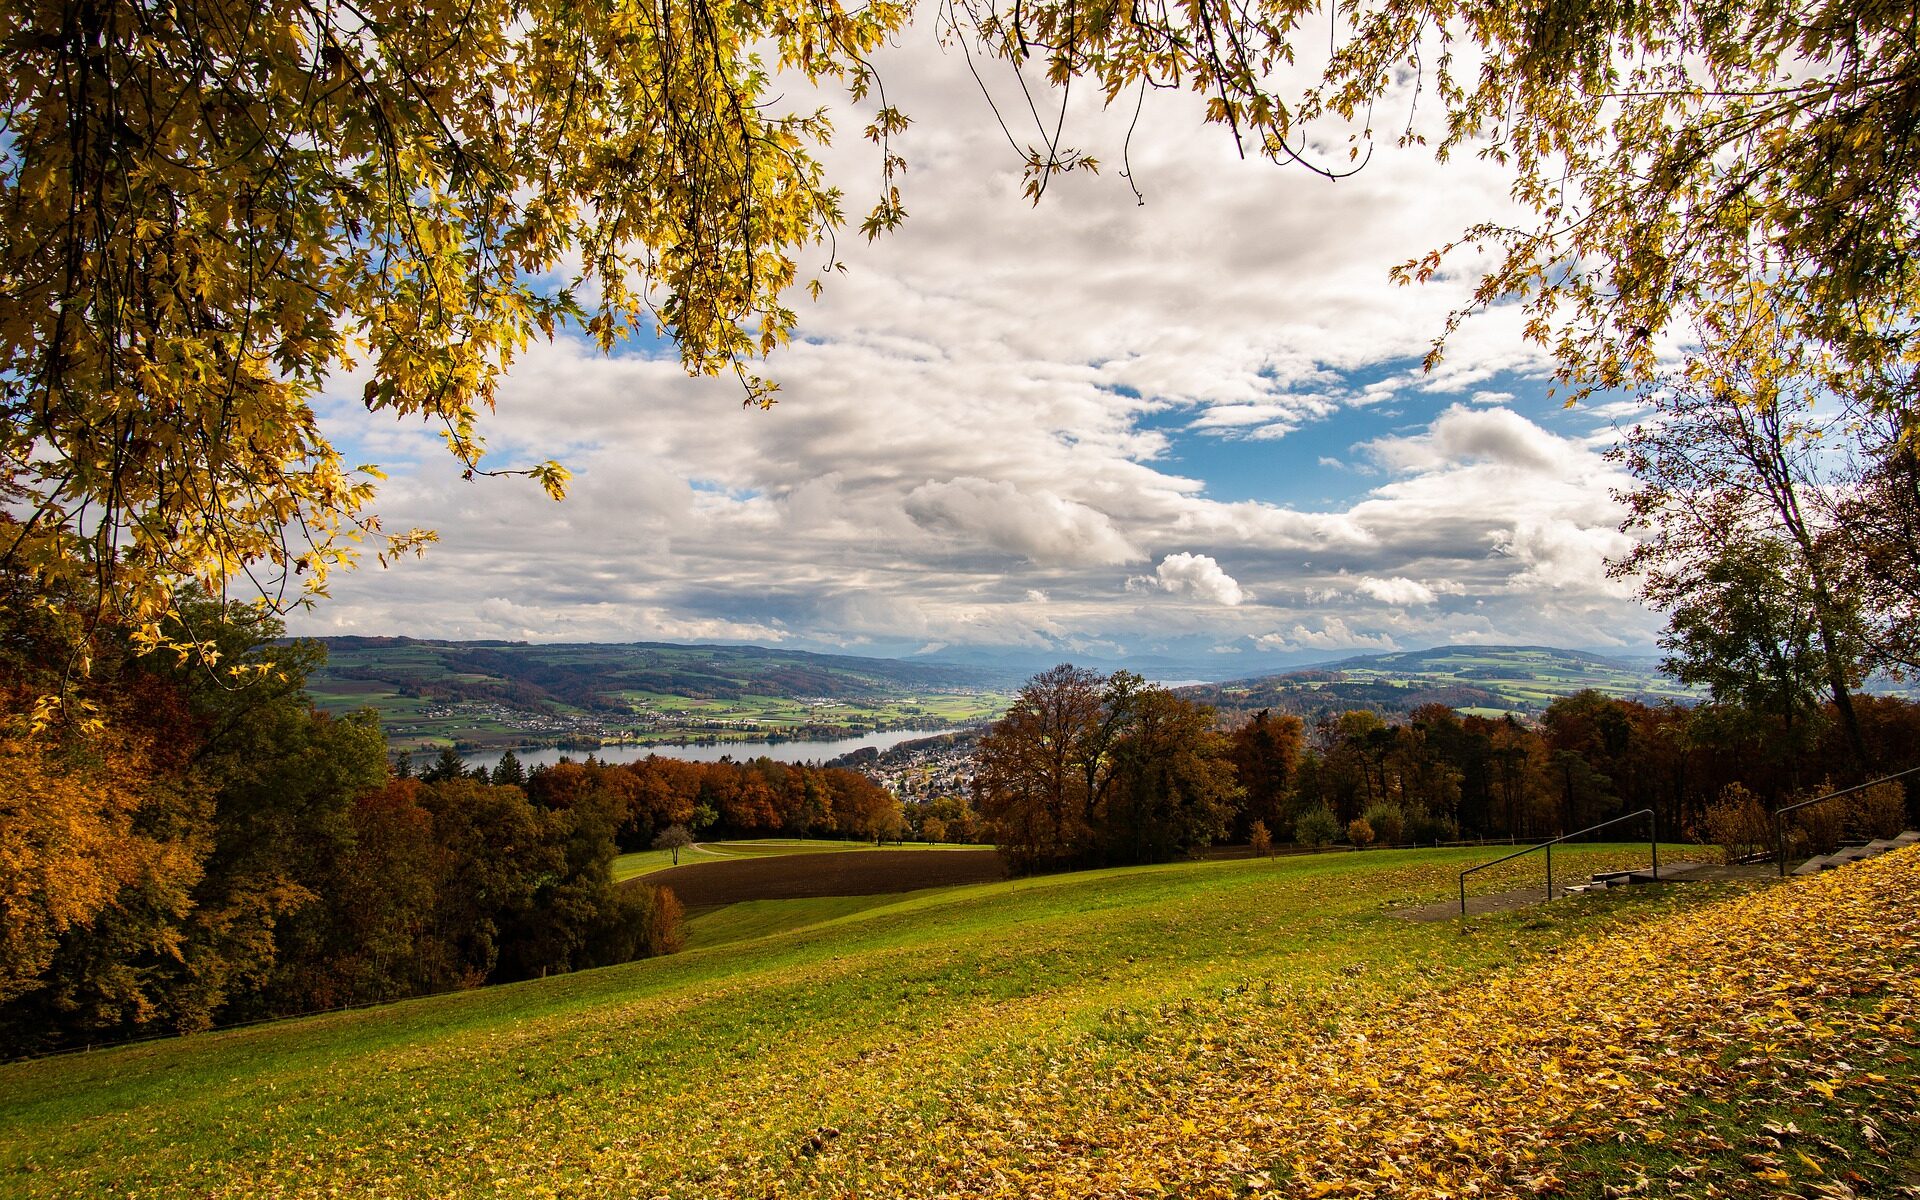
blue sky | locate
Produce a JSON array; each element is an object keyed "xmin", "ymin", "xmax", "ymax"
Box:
[{"xmin": 290, "ymin": 33, "xmax": 1668, "ymax": 676}]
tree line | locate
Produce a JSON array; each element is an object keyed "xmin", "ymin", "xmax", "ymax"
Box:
[
  {"xmin": 419, "ymin": 749, "xmax": 906, "ymax": 847},
  {"xmin": 970, "ymin": 666, "xmax": 1920, "ymax": 874}
]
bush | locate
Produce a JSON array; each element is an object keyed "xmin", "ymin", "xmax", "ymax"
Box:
[
  {"xmin": 1361, "ymin": 802, "xmax": 1406, "ymax": 846},
  {"xmin": 1854, "ymin": 781, "xmax": 1910, "ymax": 840},
  {"xmin": 1347, "ymin": 817, "xmax": 1376, "ymax": 847},
  {"xmin": 1295, "ymin": 806, "xmax": 1340, "ymax": 849},
  {"xmin": 1248, "ymin": 819, "xmax": 1273, "ymax": 858},
  {"xmin": 1701, "ymin": 782, "xmax": 1772, "ymax": 865},
  {"xmin": 1404, "ymin": 808, "xmax": 1460, "ymax": 846},
  {"xmin": 1789, "ymin": 783, "xmax": 1847, "ymax": 858},
  {"xmin": 650, "ymin": 885, "xmax": 687, "ymax": 955}
]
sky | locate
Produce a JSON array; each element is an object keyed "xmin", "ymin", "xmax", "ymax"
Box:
[{"xmin": 288, "ymin": 26, "xmax": 1667, "ymax": 676}]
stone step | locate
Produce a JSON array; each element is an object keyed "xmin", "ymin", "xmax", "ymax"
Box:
[{"xmin": 1793, "ymin": 831, "xmax": 1919, "ymax": 876}]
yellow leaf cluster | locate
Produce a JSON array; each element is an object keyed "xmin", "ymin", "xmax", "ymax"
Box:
[{"xmin": 0, "ymin": 0, "xmax": 909, "ymax": 662}]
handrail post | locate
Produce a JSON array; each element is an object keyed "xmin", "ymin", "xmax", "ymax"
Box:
[
  {"xmin": 1545, "ymin": 841, "xmax": 1553, "ymax": 902},
  {"xmin": 1651, "ymin": 809, "xmax": 1660, "ymax": 880},
  {"xmin": 1460, "ymin": 873, "xmax": 1467, "ymax": 920}
]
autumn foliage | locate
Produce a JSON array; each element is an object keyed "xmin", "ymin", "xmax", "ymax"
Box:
[
  {"xmin": 972, "ymin": 667, "xmax": 1236, "ymax": 872},
  {"xmin": 513, "ymin": 753, "xmax": 902, "ymax": 847},
  {"xmin": 0, "ymin": 594, "xmax": 683, "ymax": 1055},
  {"xmin": 975, "ymin": 666, "xmax": 1919, "ymax": 872}
]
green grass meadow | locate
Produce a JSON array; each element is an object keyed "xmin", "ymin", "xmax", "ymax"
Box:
[{"xmin": 0, "ymin": 844, "xmax": 1724, "ymax": 1197}]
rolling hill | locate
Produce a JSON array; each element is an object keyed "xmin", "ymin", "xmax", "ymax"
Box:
[
  {"xmin": 302, "ymin": 638, "xmax": 1022, "ymax": 754},
  {"xmin": 1183, "ymin": 644, "xmax": 1698, "ymax": 719}
]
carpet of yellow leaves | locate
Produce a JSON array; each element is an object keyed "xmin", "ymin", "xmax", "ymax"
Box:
[{"xmin": 732, "ymin": 850, "xmax": 1918, "ymax": 1199}]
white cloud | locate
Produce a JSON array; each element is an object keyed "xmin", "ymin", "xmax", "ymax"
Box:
[
  {"xmin": 1256, "ymin": 619, "xmax": 1401, "ymax": 652},
  {"xmin": 1364, "ymin": 404, "xmax": 1582, "ymax": 475},
  {"xmin": 1353, "ymin": 575, "xmax": 1437, "ymax": 606},
  {"xmin": 1134, "ymin": 552, "xmax": 1248, "ymax": 606},
  {"xmin": 284, "ymin": 38, "xmax": 1665, "ymax": 661},
  {"xmin": 904, "ymin": 477, "xmax": 1142, "ymax": 567}
]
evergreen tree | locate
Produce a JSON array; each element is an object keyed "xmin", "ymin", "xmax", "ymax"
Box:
[
  {"xmin": 491, "ymin": 750, "xmax": 528, "ymax": 788},
  {"xmin": 422, "ymin": 747, "xmax": 466, "ymax": 784}
]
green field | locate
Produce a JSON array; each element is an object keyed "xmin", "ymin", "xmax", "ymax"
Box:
[
  {"xmin": 3, "ymin": 845, "xmax": 1913, "ymax": 1198},
  {"xmin": 1329, "ymin": 645, "xmax": 1697, "ymax": 707}
]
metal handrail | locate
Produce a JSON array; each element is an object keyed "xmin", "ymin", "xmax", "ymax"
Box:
[
  {"xmin": 1459, "ymin": 807, "xmax": 1659, "ymax": 918},
  {"xmin": 1773, "ymin": 765, "xmax": 1920, "ymax": 877}
]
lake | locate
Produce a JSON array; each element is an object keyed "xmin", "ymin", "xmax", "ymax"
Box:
[{"xmin": 434, "ymin": 727, "xmax": 964, "ymax": 773}]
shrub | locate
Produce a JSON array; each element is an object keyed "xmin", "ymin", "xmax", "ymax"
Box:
[
  {"xmin": 1701, "ymin": 782, "xmax": 1772, "ymax": 865},
  {"xmin": 1789, "ymin": 783, "xmax": 1847, "ymax": 858},
  {"xmin": 1295, "ymin": 806, "xmax": 1341, "ymax": 849},
  {"xmin": 1854, "ymin": 781, "xmax": 1910, "ymax": 840},
  {"xmin": 1404, "ymin": 808, "xmax": 1460, "ymax": 846},
  {"xmin": 1248, "ymin": 819, "xmax": 1273, "ymax": 858},
  {"xmin": 1361, "ymin": 802, "xmax": 1406, "ymax": 846},
  {"xmin": 642, "ymin": 885, "xmax": 686, "ymax": 956},
  {"xmin": 1347, "ymin": 817, "xmax": 1376, "ymax": 847}
]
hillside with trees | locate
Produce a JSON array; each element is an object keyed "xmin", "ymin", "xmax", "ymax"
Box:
[
  {"xmin": 305, "ymin": 639, "xmax": 1016, "ymax": 756},
  {"xmin": 1182, "ymin": 645, "xmax": 1698, "ymax": 721},
  {"xmin": 0, "ymin": 589, "xmax": 683, "ymax": 1057}
]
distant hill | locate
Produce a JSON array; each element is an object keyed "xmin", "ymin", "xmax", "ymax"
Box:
[
  {"xmin": 308, "ymin": 637, "xmax": 1016, "ymax": 708},
  {"xmin": 301, "ymin": 638, "xmax": 1023, "ymax": 754},
  {"xmin": 1181, "ymin": 644, "xmax": 1697, "ymax": 721}
]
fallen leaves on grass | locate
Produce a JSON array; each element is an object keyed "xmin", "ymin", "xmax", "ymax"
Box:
[{"xmin": 731, "ymin": 849, "xmax": 1919, "ymax": 1199}]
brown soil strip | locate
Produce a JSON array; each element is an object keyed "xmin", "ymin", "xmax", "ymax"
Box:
[{"xmin": 635, "ymin": 848, "xmax": 1010, "ymax": 908}]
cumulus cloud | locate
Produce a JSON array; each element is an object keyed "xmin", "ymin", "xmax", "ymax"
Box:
[
  {"xmin": 1131, "ymin": 553, "xmax": 1247, "ymax": 606},
  {"xmin": 905, "ymin": 477, "xmax": 1141, "ymax": 566},
  {"xmin": 1353, "ymin": 575, "xmax": 1437, "ymax": 606},
  {"xmin": 1364, "ymin": 404, "xmax": 1581, "ymax": 475},
  {"xmin": 1256, "ymin": 619, "xmax": 1400, "ymax": 652}
]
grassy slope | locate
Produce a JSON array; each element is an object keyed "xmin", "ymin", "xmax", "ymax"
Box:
[
  {"xmin": 683, "ymin": 893, "xmax": 926, "ymax": 948},
  {"xmin": 3, "ymin": 845, "xmax": 1911, "ymax": 1198}
]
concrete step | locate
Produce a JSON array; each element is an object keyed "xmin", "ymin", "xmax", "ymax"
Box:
[{"xmin": 1794, "ymin": 831, "xmax": 1918, "ymax": 876}]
